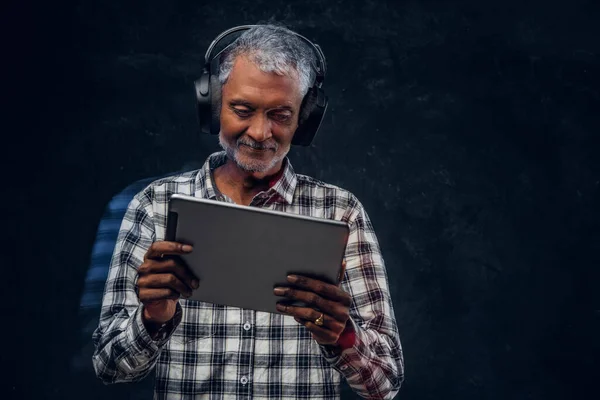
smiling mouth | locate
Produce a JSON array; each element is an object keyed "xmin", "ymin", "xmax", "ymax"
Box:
[{"xmin": 240, "ymin": 143, "xmax": 274, "ymax": 152}]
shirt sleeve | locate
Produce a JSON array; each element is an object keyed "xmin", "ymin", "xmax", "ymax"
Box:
[
  {"xmin": 319, "ymin": 195, "xmax": 405, "ymax": 399},
  {"xmin": 91, "ymin": 189, "xmax": 181, "ymax": 384}
]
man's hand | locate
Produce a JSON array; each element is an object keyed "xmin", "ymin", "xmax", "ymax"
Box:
[
  {"xmin": 137, "ymin": 241, "xmax": 198, "ymax": 327},
  {"xmin": 273, "ymin": 263, "xmax": 352, "ymax": 346}
]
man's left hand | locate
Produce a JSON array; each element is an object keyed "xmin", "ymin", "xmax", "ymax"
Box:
[{"xmin": 274, "ymin": 268, "xmax": 352, "ymax": 346}]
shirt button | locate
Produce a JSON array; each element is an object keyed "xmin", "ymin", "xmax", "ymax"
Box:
[
  {"xmin": 243, "ymin": 322, "xmax": 251, "ymax": 331},
  {"xmin": 240, "ymin": 376, "xmax": 249, "ymax": 385},
  {"xmin": 341, "ymin": 365, "xmax": 348, "ymax": 371}
]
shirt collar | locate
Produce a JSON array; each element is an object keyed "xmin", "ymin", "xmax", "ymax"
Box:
[
  {"xmin": 194, "ymin": 151, "xmax": 297, "ymax": 205},
  {"xmin": 268, "ymin": 157, "xmax": 297, "ymax": 205}
]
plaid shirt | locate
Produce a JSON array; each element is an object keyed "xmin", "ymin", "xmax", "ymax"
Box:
[
  {"xmin": 73, "ymin": 175, "xmax": 161, "ymax": 398},
  {"xmin": 92, "ymin": 151, "xmax": 404, "ymax": 399}
]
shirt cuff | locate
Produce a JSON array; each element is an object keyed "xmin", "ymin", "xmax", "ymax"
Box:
[
  {"xmin": 123, "ymin": 303, "xmax": 183, "ymax": 369},
  {"xmin": 318, "ymin": 318, "xmax": 369, "ymax": 378}
]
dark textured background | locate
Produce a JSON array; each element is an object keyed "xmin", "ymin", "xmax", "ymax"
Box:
[{"xmin": 6, "ymin": 0, "xmax": 599, "ymax": 399}]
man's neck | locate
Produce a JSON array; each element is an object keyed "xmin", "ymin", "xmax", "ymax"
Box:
[{"xmin": 213, "ymin": 159, "xmax": 284, "ymax": 206}]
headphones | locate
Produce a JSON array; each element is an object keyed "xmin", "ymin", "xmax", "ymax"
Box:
[{"xmin": 194, "ymin": 25, "xmax": 328, "ymax": 147}]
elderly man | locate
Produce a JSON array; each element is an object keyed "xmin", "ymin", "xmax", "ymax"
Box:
[{"xmin": 92, "ymin": 24, "xmax": 404, "ymax": 399}]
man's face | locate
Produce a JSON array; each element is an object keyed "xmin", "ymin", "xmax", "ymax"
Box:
[{"xmin": 219, "ymin": 55, "xmax": 304, "ymax": 176}]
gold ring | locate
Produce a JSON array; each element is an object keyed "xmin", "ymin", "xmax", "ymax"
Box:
[{"xmin": 314, "ymin": 313, "xmax": 324, "ymax": 326}]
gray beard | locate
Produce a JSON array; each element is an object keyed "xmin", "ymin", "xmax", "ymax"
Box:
[{"xmin": 218, "ymin": 134, "xmax": 289, "ymax": 173}]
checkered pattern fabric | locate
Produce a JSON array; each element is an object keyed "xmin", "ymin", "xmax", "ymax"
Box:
[{"xmin": 92, "ymin": 152, "xmax": 404, "ymax": 399}]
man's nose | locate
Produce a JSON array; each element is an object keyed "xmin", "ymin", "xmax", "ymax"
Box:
[{"xmin": 246, "ymin": 114, "xmax": 272, "ymax": 142}]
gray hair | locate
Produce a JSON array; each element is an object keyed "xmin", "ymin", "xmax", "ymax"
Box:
[{"xmin": 217, "ymin": 25, "xmax": 317, "ymax": 96}]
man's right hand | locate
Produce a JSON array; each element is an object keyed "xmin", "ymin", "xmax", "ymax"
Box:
[{"xmin": 137, "ymin": 241, "xmax": 198, "ymax": 327}]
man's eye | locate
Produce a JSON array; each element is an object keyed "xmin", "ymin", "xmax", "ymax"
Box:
[
  {"xmin": 233, "ymin": 109, "xmax": 251, "ymax": 117},
  {"xmin": 271, "ymin": 113, "xmax": 291, "ymax": 122}
]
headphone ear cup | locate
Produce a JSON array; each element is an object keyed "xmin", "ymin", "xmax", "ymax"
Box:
[
  {"xmin": 209, "ymin": 74, "xmax": 222, "ymax": 135},
  {"xmin": 293, "ymin": 86, "xmax": 328, "ymax": 146},
  {"xmin": 195, "ymin": 70, "xmax": 212, "ymax": 135}
]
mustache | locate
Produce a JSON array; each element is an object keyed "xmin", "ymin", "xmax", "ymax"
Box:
[{"xmin": 237, "ymin": 137, "xmax": 278, "ymax": 151}]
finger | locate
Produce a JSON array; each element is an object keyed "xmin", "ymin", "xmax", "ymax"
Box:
[
  {"xmin": 276, "ymin": 304, "xmax": 345, "ymax": 333},
  {"xmin": 294, "ymin": 317, "xmax": 339, "ymax": 345},
  {"xmin": 138, "ymin": 258, "xmax": 199, "ymax": 290},
  {"xmin": 274, "ymin": 287, "xmax": 349, "ymax": 322},
  {"xmin": 138, "ymin": 287, "xmax": 180, "ymax": 303},
  {"xmin": 138, "ymin": 273, "xmax": 194, "ymax": 298},
  {"xmin": 145, "ymin": 241, "xmax": 193, "ymax": 260},
  {"xmin": 287, "ymin": 275, "xmax": 351, "ymax": 307}
]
